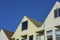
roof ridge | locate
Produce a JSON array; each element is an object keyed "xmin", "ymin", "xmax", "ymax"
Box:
[
  {"xmin": 26, "ymin": 16, "xmax": 42, "ymax": 23},
  {"xmin": 25, "ymin": 16, "xmax": 43, "ymax": 27}
]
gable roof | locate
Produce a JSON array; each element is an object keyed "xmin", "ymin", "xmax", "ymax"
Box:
[
  {"xmin": 0, "ymin": 29, "xmax": 9, "ymax": 40},
  {"xmin": 26, "ymin": 16, "xmax": 43, "ymax": 27},
  {"xmin": 3, "ymin": 29, "xmax": 14, "ymax": 40},
  {"xmin": 44, "ymin": 1, "xmax": 60, "ymax": 22}
]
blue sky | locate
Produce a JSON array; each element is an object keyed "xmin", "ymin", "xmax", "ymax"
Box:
[{"xmin": 0, "ymin": 0, "xmax": 58, "ymax": 32}]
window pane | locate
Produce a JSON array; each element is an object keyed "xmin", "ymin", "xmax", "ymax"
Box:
[
  {"xmin": 56, "ymin": 37, "xmax": 60, "ymax": 40},
  {"xmin": 48, "ymin": 37, "xmax": 52, "ymax": 40},
  {"xmin": 47, "ymin": 31, "xmax": 52, "ymax": 40},
  {"xmin": 56, "ymin": 29, "xmax": 60, "ymax": 40},
  {"xmin": 36, "ymin": 34, "xmax": 41, "ymax": 40},
  {"xmin": 22, "ymin": 21, "xmax": 28, "ymax": 31},
  {"xmin": 56, "ymin": 30, "xmax": 60, "ymax": 35},
  {"xmin": 29, "ymin": 35, "xmax": 33, "ymax": 40},
  {"xmin": 22, "ymin": 39, "xmax": 26, "ymax": 40},
  {"xmin": 58, "ymin": 9, "xmax": 60, "ymax": 16},
  {"xmin": 54, "ymin": 10, "xmax": 57, "ymax": 18},
  {"xmin": 47, "ymin": 31, "xmax": 52, "ymax": 36}
]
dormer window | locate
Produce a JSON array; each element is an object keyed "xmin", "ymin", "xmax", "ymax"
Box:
[
  {"xmin": 22, "ymin": 21, "xmax": 28, "ymax": 31},
  {"xmin": 54, "ymin": 8, "xmax": 60, "ymax": 18}
]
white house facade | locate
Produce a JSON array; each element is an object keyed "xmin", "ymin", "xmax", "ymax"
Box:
[
  {"xmin": 44, "ymin": 1, "xmax": 60, "ymax": 40},
  {"xmin": 0, "ymin": 29, "xmax": 9, "ymax": 40},
  {"xmin": 12, "ymin": 16, "xmax": 44, "ymax": 40},
  {"xmin": 12, "ymin": 1, "xmax": 60, "ymax": 40}
]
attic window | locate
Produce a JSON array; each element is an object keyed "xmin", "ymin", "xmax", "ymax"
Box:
[
  {"xmin": 54, "ymin": 8, "xmax": 60, "ymax": 18},
  {"xmin": 22, "ymin": 21, "xmax": 28, "ymax": 31}
]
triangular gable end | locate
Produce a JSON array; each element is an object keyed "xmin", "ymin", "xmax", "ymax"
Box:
[
  {"xmin": 0, "ymin": 29, "xmax": 9, "ymax": 40},
  {"xmin": 45, "ymin": 1, "xmax": 60, "ymax": 23},
  {"xmin": 12, "ymin": 16, "xmax": 29, "ymax": 38},
  {"xmin": 12, "ymin": 16, "xmax": 42, "ymax": 38}
]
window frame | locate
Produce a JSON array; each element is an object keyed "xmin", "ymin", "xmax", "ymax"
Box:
[
  {"xmin": 22, "ymin": 21, "xmax": 28, "ymax": 31},
  {"xmin": 29, "ymin": 35, "xmax": 33, "ymax": 40},
  {"xmin": 46, "ymin": 30, "xmax": 53, "ymax": 40},
  {"xmin": 55, "ymin": 29, "xmax": 60, "ymax": 40},
  {"xmin": 36, "ymin": 34, "xmax": 41, "ymax": 40},
  {"xmin": 54, "ymin": 8, "xmax": 60, "ymax": 18}
]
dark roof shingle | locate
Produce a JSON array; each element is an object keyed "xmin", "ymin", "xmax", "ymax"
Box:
[
  {"xmin": 3, "ymin": 29, "xmax": 14, "ymax": 40},
  {"xmin": 26, "ymin": 16, "xmax": 43, "ymax": 27}
]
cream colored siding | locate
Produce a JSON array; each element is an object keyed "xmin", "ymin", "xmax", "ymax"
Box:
[
  {"xmin": 44, "ymin": 1, "xmax": 60, "ymax": 40},
  {"xmin": 12, "ymin": 16, "xmax": 44, "ymax": 40},
  {"xmin": 12, "ymin": 1, "xmax": 60, "ymax": 40}
]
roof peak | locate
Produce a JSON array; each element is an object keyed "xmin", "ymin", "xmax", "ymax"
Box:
[
  {"xmin": 24, "ymin": 16, "xmax": 42, "ymax": 23},
  {"xmin": 23, "ymin": 16, "xmax": 43, "ymax": 27},
  {"xmin": 57, "ymin": 0, "xmax": 60, "ymax": 2},
  {"xmin": 56, "ymin": 1, "xmax": 60, "ymax": 3}
]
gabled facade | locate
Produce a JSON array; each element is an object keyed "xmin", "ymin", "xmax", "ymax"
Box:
[
  {"xmin": 12, "ymin": 16, "xmax": 44, "ymax": 40},
  {"xmin": 12, "ymin": 1, "xmax": 60, "ymax": 40},
  {"xmin": 44, "ymin": 1, "xmax": 60, "ymax": 40},
  {"xmin": 0, "ymin": 29, "xmax": 9, "ymax": 40},
  {"xmin": 0, "ymin": 29, "xmax": 14, "ymax": 40},
  {"xmin": 3, "ymin": 29, "xmax": 14, "ymax": 40}
]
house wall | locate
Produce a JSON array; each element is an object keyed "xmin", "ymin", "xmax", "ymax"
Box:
[
  {"xmin": 44, "ymin": 1, "xmax": 60, "ymax": 40},
  {"xmin": 12, "ymin": 16, "xmax": 44, "ymax": 40},
  {"xmin": 0, "ymin": 29, "xmax": 9, "ymax": 40},
  {"xmin": 19, "ymin": 16, "xmax": 44, "ymax": 40},
  {"xmin": 12, "ymin": 1, "xmax": 60, "ymax": 40}
]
